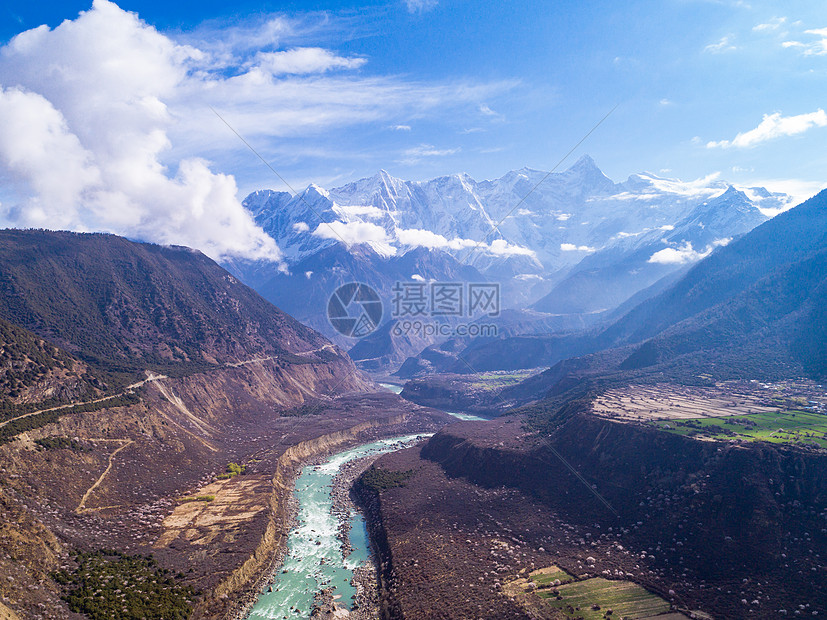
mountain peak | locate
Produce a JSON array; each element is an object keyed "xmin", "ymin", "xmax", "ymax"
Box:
[
  {"xmin": 568, "ymin": 154, "xmax": 599, "ymax": 170},
  {"xmin": 562, "ymin": 154, "xmax": 602, "ymax": 176},
  {"xmin": 304, "ymin": 183, "xmax": 330, "ymax": 199},
  {"xmin": 374, "ymin": 169, "xmax": 404, "ymax": 185},
  {"xmin": 560, "ymin": 154, "xmax": 614, "ymax": 191}
]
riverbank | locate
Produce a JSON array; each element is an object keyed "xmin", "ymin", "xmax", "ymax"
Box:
[
  {"xmin": 329, "ymin": 444, "xmax": 421, "ymax": 619},
  {"xmin": 229, "ymin": 433, "xmax": 432, "ymax": 620}
]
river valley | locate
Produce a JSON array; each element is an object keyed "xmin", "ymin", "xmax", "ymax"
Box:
[{"xmin": 244, "ymin": 387, "xmax": 487, "ymax": 619}]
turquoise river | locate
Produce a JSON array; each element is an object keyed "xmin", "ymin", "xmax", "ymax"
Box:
[{"xmin": 245, "ymin": 385, "xmax": 485, "ymax": 619}]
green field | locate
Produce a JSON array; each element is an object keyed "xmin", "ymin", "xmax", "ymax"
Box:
[
  {"xmin": 470, "ymin": 371, "xmax": 536, "ymax": 390},
  {"xmin": 654, "ymin": 410, "xmax": 827, "ymax": 449},
  {"xmin": 538, "ymin": 577, "xmax": 671, "ymax": 619},
  {"xmin": 529, "ymin": 565, "xmax": 574, "ymax": 587}
]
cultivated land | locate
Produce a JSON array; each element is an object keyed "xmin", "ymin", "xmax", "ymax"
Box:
[
  {"xmin": 539, "ymin": 577, "xmax": 673, "ymax": 619},
  {"xmin": 654, "ymin": 410, "xmax": 827, "ymax": 449},
  {"xmin": 469, "ymin": 371, "xmax": 540, "ymax": 390},
  {"xmin": 505, "ymin": 566, "xmax": 682, "ymax": 620},
  {"xmin": 529, "ymin": 565, "xmax": 574, "ymax": 586},
  {"xmin": 591, "ymin": 380, "xmax": 827, "ymax": 450},
  {"xmin": 590, "ymin": 382, "xmax": 780, "ymax": 421}
]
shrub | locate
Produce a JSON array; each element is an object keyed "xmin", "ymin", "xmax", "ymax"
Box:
[{"xmin": 55, "ymin": 550, "xmax": 196, "ymax": 620}]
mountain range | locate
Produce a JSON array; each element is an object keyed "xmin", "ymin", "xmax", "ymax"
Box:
[
  {"xmin": 405, "ymin": 188, "xmax": 827, "ymax": 411},
  {"xmin": 231, "ymin": 157, "xmax": 790, "ymax": 370}
]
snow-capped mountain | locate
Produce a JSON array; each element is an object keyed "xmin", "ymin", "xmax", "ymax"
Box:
[
  {"xmin": 532, "ymin": 185, "xmax": 775, "ymax": 314},
  {"xmin": 244, "ymin": 155, "xmax": 790, "ymax": 281},
  {"xmin": 231, "ymin": 156, "xmax": 792, "ymax": 370}
]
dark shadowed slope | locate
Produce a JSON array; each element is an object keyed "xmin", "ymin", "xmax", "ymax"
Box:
[
  {"xmin": 606, "ymin": 189, "xmax": 827, "ymax": 379},
  {"xmin": 600, "ymin": 189, "xmax": 827, "ymax": 347},
  {"xmin": 0, "ymin": 230, "xmax": 334, "ymax": 381},
  {"xmin": 0, "ymin": 316, "xmax": 100, "ymax": 411}
]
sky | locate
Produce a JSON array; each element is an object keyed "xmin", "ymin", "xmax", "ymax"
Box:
[{"xmin": 0, "ymin": 0, "xmax": 826, "ymax": 261}]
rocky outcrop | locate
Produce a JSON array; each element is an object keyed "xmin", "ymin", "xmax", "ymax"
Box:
[
  {"xmin": 421, "ymin": 414, "xmax": 827, "ymax": 576},
  {"xmin": 358, "ymin": 413, "xmax": 827, "ymax": 619}
]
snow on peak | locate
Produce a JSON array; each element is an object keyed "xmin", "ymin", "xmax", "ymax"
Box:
[{"xmin": 245, "ymin": 158, "xmax": 789, "ymax": 273}]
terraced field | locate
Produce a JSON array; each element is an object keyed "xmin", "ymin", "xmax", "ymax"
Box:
[
  {"xmin": 592, "ymin": 383, "xmax": 778, "ymax": 421},
  {"xmin": 529, "ymin": 565, "xmax": 574, "ymax": 587},
  {"xmin": 538, "ymin": 577, "xmax": 673, "ymax": 619},
  {"xmin": 503, "ymin": 566, "xmax": 684, "ymax": 620},
  {"xmin": 654, "ymin": 410, "xmax": 827, "ymax": 449},
  {"xmin": 469, "ymin": 370, "xmax": 539, "ymax": 390}
]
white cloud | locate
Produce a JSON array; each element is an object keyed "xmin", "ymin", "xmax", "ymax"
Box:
[
  {"xmin": 0, "ymin": 2, "xmax": 280, "ymax": 262},
  {"xmin": 560, "ymin": 243, "xmax": 596, "ymax": 252},
  {"xmin": 704, "ymin": 36, "xmax": 736, "ymax": 53},
  {"xmin": 614, "ymin": 224, "xmax": 673, "ymax": 240},
  {"xmin": 753, "ymin": 17, "xmax": 786, "ymax": 32},
  {"xmin": 707, "ymin": 109, "xmax": 827, "ymax": 148},
  {"xmin": 311, "ymin": 220, "xmax": 395, "ymax": 254},
  {"xmin": 391, "ymin": 124, "xmax": 411, "ymax": 131},
  {"xmin": 404, "ymin": 144, "xmax": 460, "ymax": 157},
  {"xmin": 647, "ymin": 238, "xmax": 731, "ymax": 265},
  {"xmin": 396, "ymin": 227, "xmax": 457, "ymax": 249},
  {"xmin": 478, "ymin": 103, "xmax": 500, "ymax": 117},
  {"xmin": 394, "ymin": 227, "xmax": 534, "ymax": 257},
  {"xmin": 783, "ymin": 28, "xmax": 827, "ymax": 56},
  {"xmin": 185, "ymin": 15, "xmax": 293, "ymax": 58},
  {"xmin": 333, "ymin": 204, "xmax": 385, "ymax": 219},
  {"xmin": 743, "ymin": 178, "xmax": 827, "ymax": 209},
  {"xmin": 638, "ymin": 172, "xmax": 725, "ymax": 197},
  {"xmin": 253, "ymin": 47, "xmax": 366, "ymax": 75},
  {"xmin": 0, "ymin": 88, "xmax": 100, "ymax": 227},
  {"xmin": 0, "ymin": 1, "xmax": 514, "ymax": 261},
  {"xmin": 405, "ymin": 0, "xmax": 438, "ymax": 13},
  {"xmin": 399, "ymin": 143, "xmax": 460, "ymax": 164},
  {"xmin": 292, "ymin": 221, "xmax": 310, "ymax": 232},
  {"xmin": 488, "ymin": 239, "xmax": 535, "ymax": 257}
]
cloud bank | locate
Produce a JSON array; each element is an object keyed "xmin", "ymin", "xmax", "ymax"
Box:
[
  {"xmin": 395, "ymin": 227, "xmax": 534, "ymax": 257},
  {"xmin": 0, "ymin": 1, "xmax": 510, "ymax": 261},
  {"xmin": 707, "ymin": 110, "xmax": 827, "ymax": 149},
  {"xmin": 0, "ymin": 0, "xmax": 280, "ymax": 261},
  {"xmin": 405, "ymin": 0, "xmax": 438, "ymax": 14},
  {"xmin": 560, "ymin": 243, "xmax": 596, "ymax": 253},
  {"xmin": 783, "ymin": 28, "xmax": 827, "ymax": 56},
  {"xmin": 648, "ymin": 238, "xmax": 731, "ymax": 265}
]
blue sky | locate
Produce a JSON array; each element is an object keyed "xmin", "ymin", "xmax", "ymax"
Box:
[{"xmin": 1, "ymin": 0, "xmax": 826, "ymax": 259}]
